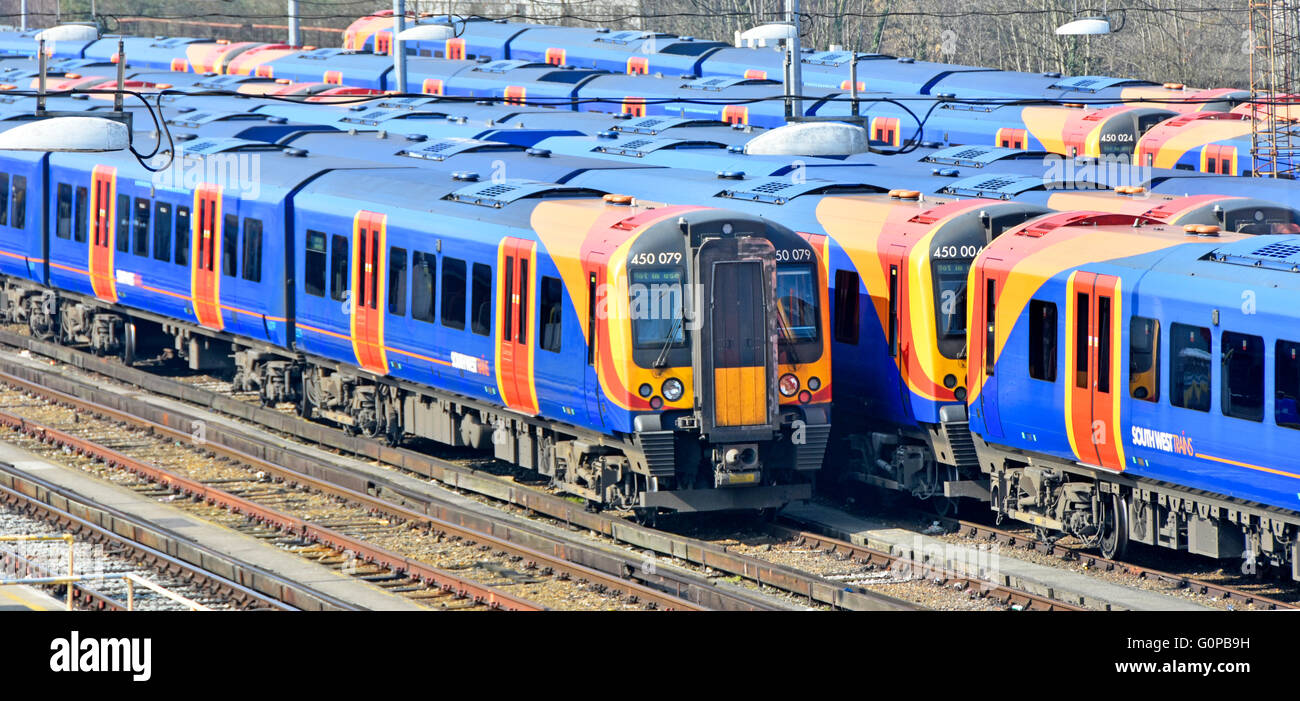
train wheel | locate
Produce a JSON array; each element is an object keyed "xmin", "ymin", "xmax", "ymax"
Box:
[
  {"xmin": 632, "ymin": 507, "xmax": 659, "ymax": 528},
  {"xmin": 1099, "ymin": 492, "xmax": 1130, "ymax": 561}
]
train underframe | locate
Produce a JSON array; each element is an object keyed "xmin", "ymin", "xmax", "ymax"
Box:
[
  {"xmin": 0, "ymin": 278, "xmax": 818, "ymax": 516},
  {"xmin": 838, "ymin": 403, "xmax": 1299, "ymax": 581}
]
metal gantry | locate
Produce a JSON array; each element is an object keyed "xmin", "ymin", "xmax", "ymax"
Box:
[{"xmin": 1249, "ymin": 0, "xmax": 1300, "ymax": 178}]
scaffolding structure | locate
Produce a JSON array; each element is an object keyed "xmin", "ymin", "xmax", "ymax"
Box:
[{"xmin": 1249, "ymin": 0, "xmax": 1300, "ymax": 178}]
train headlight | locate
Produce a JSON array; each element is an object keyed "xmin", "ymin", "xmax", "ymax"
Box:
[
  {"xmin": 779, "ymin": 373, "xmax": 800, "ymax": 397},
  {"xmin": 638, "ymin": 383, "xmax": 653, "ymax": 398},
  {"xmin": 807, "ymin": 377, "xmax": 821, "ymax": 392},
  {"xmin": 661, "ymin": 378, "xmax": 684, "ymax": 402}
]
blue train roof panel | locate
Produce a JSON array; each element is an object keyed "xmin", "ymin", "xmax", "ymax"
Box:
[
  {"xmin": 611, "ymin": 115, "xmax": 727, "ymax": 134},
  {"xmin": 800, "ymin": 50, "xmax": 890, "ymax": 66},
  {"xmin": 166, "ymin": 109, "xmax": 271, "ymax": 128},
  {"xmin": 174, "ymin": 136, "xmax": 283, "ymax": 155},
  {"xmin": 939, "ymin": 173, "xmax": 1056, "ymax": 199},
  {"xmin": 589, "ymin": 137, "xmax": 727, "ymax": 157},
  {"xmin": 394, "ymin": 136, "xmax": 526, "ymax": 161},
  {"xmin": 1048, "ymin": 75, "xmax": 1157, "ymax": 92},
  {"xmin": 1211, "ymin": 238, "xmax": 1300, "ymax": 273},
  {"xmin": 444, "ymin": 178, "xmax": 606, "ymax": 207},
  {"xmin": 85, "ymin": 35, "xmax": 205, "ymax": 66},
  {"xmin": 920, "ymin": 145, "xmax": 1051, "ymax": 167},
  {"xmin": 713, "ymin": 176, "xmax": 883, "ymax": 204}
]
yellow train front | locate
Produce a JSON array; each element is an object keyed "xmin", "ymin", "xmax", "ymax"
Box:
[{"xmin": 575, "ymin": 202, "xmax": 831, "ymax": 516}]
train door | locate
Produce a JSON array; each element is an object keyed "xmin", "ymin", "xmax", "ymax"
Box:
[
  {"xmin": 698, "ymin": 237, "xmax": 775, "ymax": 432},
  {"xmin": 350, "ymin": 210, "xmax": 388, "ymax": 375},
  {"xmin": 88, "ymin": 166, "xmax": 118, "ymax": 302},
  {"xmin": 192, "ymin": 185, "xmax": 223, "ymax": 330},
  {"xmin": 885, "ymin": 245, "xmax": 911, "ymax": 420},
  {"xmin": 976, "ymin": 266, "xmax": 1004, "ymax": 438},
  {"xmin": 496, "ymin": 237, "xmax": 538, "ymax": 415},
  {"xmin": 1066, "ymin": 272, "xmax": 1123, "ymax": 470}
]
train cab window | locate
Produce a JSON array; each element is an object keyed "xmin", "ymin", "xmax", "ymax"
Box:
[
  {"xmin": 833, "ymin": 269, "xmax": 860, "ymax": 345},
  {"xmin": 1277, "ymin": 340, "xmax": 1300, "ymax": 430},
  {"xmin": 539, "ymin": 276, "xmax": 563, "ymax": 352},
  {"xmin": 1129, "ymin": 316, "xmax": 1160, "ymax": 402},
  {"xmin": 0, "ymin": 173, "xmax": 9, "ymax": 226},
  {"xmin": 153, "ymin": 202, "xmax": 172, "ymax": 262},
  {"xmin": 329, "ymin": 234, "xmax": 348, "ymax": 301},
  {"xmin": 115, "ymin": 195, "xmax": 130, "ymax": 252},
  {"xmin": 174, "ymin": 206, "xmax": 191, "ymax": 266},
  {"xmin": 304, "ymin": 230, "xmax": 327, "ymax": 297},
  {"xmin": 74, "ymin": 186, "xmax": 87, "ymax": 243},
  {"xmin": 1221, "ymin": 331, "xmax": 1264, "ymax": 422},
  {"xmin": 440, "ymin": 256, "xmax": 467, "ymax": 330},
  {"xmin": 10, "ymin": 175, "xmax": 25, "ymax": 229},
  {"xmin": 471, "ymin": 262, "xmax": 492, "ymax": 336},
  {"xmin": 1170, "ymin": 323, "xmax": 1212, "ymax": 412},
  {"xmin": 387, "ymin": 246, "xmax": 407, "ymax": 316},
  {"xmin": 777, "ymin": 264, "xmax": 819, "ymax": 343},
  {"xmin": 55, "ymin": 183, "xmax": 72, "ymax": 240},
  {"xmin": 241, "ymin": 218, "xmax": 262, "ymax": 283},
  {"xmin": 222, "ymin": 214, "xmax": 238, "ymax": 278},
  {"xmin": 630, "ymin": 268, "xmax": 685, "ymax": 348},
  {"xmin": 1028, "ymin": 300, "xmax": 1057, "ymax": 382},
  {"xmin": 132, "ymin": 198, "xmax": 150, "ymax": 257},
  {"xmin": 934, "ymin": 261, "xmax": 968, "ymax": 359},
  {"xmin": 411, "ymin": 251, "xmax": 436, "ymax": 323}
]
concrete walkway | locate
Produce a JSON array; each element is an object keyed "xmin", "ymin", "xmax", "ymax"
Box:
[{"xmin": 784, "ymin": 502, "xmax": 1212, "ymax": 611}]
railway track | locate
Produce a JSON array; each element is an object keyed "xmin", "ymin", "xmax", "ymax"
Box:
[
  {"xmin": 0, "ymin": 328, "xmax": 923, "ymax": 611},
  {"xmin": 763, "ymin": 524, "xmax": 1086, "ymax": 611},
  {"xmin": 0, "ymin": 465, "xmax": 317, "ymax": 611},
  {"xmin": 0, "ymin": 401, "xmax": 713, "ymax": 611},
  {"xmin": 942, "ymin": 517, "xmax": 1298, "ymax": 611}
]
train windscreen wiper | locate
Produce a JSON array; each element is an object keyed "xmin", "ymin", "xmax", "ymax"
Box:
[{"xmin": 652, "ymin": 316, "xmax": 683, "ymax": 369}]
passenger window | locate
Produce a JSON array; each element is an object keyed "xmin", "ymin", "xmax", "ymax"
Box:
[
  {"xmin": 441, "ymin": 257, "xmax": 466, "ymax": 330},
  {"xmin": 985, "ymin": 279, "xmax": 996, "ymax": 375},
  {"xmin": 1170, "ymin": 323, "xmax": 1211, "ymax": 412},
  {"xmin": 241, "ymin": 218, "xmax": 262, "ymax": 282},
  {"xmin": 11, "ymin": 175, "xmax": 25, "ymax": 229},
  {"xmin": 132, "ymin": 198, "xmax": 150, "ymax": 256},
  {"xmin": 1028, "ymin": 300, "xmax": 1057, "ymax": 382},
  {"xmin": 74, "ymin": 186, "xmax": 88, "ymax": 243},
  {"xmin": 174, "ymin": 206, "xmax": 191, "ymax": 266},
  {"xmin": 1097, "ymin": 297, "xmax": 1112, "ymax": 393},
  {"xmin": 153, "ymin": 202, "xmax": 172, "ymax": 262},
  {"xmin": 116, "ymin": 194, "xmax": 130, "ymax": 253},
  {"xmin": 304, "ymin": 230, "xmax": 326, "ymax": 297},
  {"xmin": 0, "ymin": 173, "xmax": 9, "ymax": 226},
  {"xmin": 471, "ymin": 262, "xmax": 492, "ymax": 336},
  {"xmin": 56, "ymin": 183, "xmax": 72, "ymax": 240},
  {"xmin": 1221, "ymin": 331, "xmax": 1264, "ymax": 422},
  {"xmin": 1074, "ymin": 292, "xmax": 1090, "ymax": 388},
  {"xmin": 222, "ymin": 214, "xmax": 238, "ymax": 278},
  {"xmin": 387, "ymin": 246, "xmax": 407, "ymax": 316},
  {"xmin": 539, "ymin": 276, "xmax": 562, "ymax": 352},
  {"xmin": 833, "ymin": 269, "xmax": 860, "ymax": 345},
  {"xmin": 329, "ymin": 234, "xmax": 348, "ymax": 301},
  {"xmin": 411, "ymin": 251, "xmax": 436, "ymax": 323},
  {"xmin": 1129, "ymin": 316, "xmax": 1160, "ymax": 402},
  {"xmin": 1277, "ymin": 340, "xmax": 1300, "ymax": 430}
]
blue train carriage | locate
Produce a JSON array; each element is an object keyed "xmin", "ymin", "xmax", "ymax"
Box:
[
  {"xmin": 287, "ymin": 170, "xmax": 829, "ymax": 513},
  {"xmin": 0, "ymin": 147, "xmax": 45, "ymax": 330},
  {"xmin": 35, "ymin": 136, "xmax": 330, "ymax": 366},
  {"xmin": 967, "ymin": 215, "xmax": 1300, "ymax": 577}
]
